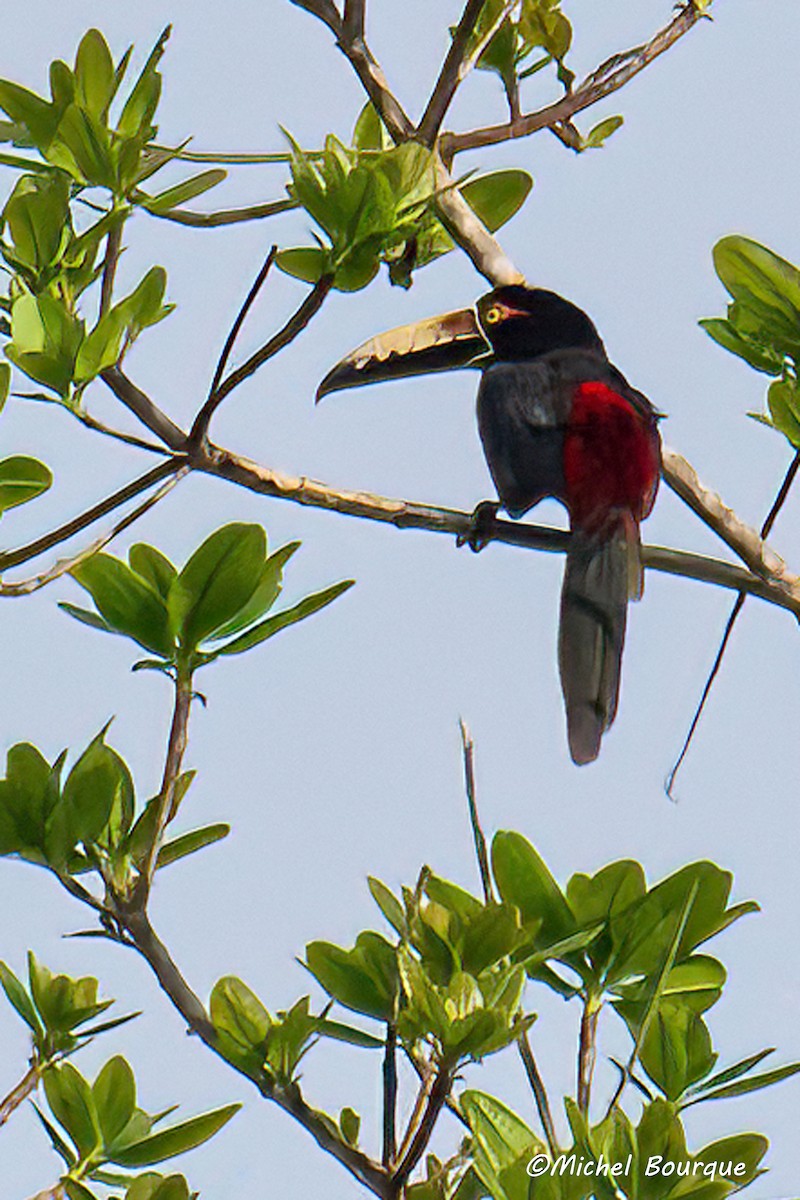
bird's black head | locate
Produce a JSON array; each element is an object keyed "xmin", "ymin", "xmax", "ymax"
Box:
[{"xmin": 476, "ymin": 286, "xmax": 605, "ymax": 361}]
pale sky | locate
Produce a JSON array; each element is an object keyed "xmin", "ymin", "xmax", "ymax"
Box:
[{"xmin": 1, "ymin": 2, "xmax": 798, "ymax": 1197}]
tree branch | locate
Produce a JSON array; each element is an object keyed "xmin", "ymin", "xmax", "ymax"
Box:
[
  {"xmin": 190, "ymin": 275, "xmax": 334, "ymax": 444},
  {"xmin": 199, "ymin": 444, "xmax": 800, "ymax": 615},
  {"xmin": 417, "ymin": 0, "xmax": 489, "ymax": 146},
  {"xmin": 577, "ymin": 998, "xmax": 600, "ymax": 1113},
  {"xmin": 459, "ymin": 719, "xmax": 493, "ymax": 904},
  {"xmin": 343, "ymin": 0, "xmax": 365, "ymax": 44},
  {"xmin": 0, "ymin": 1063, "xmax": 41, "ymax": 1128},
  {"xmin": 207, "ymin": 246, "xmax": 279, "ymax": 404},
  {"xmin": 0, "ymin": 459, "xmax": 183, "ymax": 573},
  {"xmin": 518, "ymin": 1030, "xmax": 558, "ymax": 1159},
  {"xmin": 394, "ymin": 1063, "xmax": 454, "ymax": 1186},
  {"xmin": 442, "ymin": 2, "xmax": 708, "ymax": 157},
  {"xmin": 382, "ymin": 1022, "xmax": 398, "ymax": 1168},
  {"xmin": 101, "ymin": 366, "xmax": 188, "ymax": 450},
  {"xmin": 0, "ymin": 469, "xmax": 187, "ymax": 597}
]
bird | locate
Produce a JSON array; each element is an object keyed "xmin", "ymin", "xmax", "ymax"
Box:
[{"xmin": 317, "ymin": 285, "xmax": 662, "ymax": 764}]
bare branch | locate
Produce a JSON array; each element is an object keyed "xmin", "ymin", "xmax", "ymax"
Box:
[
  {"xmin": 190, "ymin": 275, "xmax": 334, "ymax": 444},
  {"xmin": 417, "ymin": 0, "xmax": 490, "ymax": 146},
  {"xmin": 0, "ymin": 459, "xmax": 184, "ymax": 573},
  {"xmin": 394, "ymin": 1063, "xmax": 454, "ymax": 1185},
  {"xmin": 343, "ymin": 0, "xmax": 365, "ymax": 44},
  {"xmin": 207, "ymin": 245, "xmax": 279, "ymax": 402},
  {"xmin": 459, "ymin": 720, "xmax": 493, "ymax": 903},
  {"xmin": 662, "ymin": 447, "xmax": 793, "ymax": 586},
  {"xmin": 99, "ymin": 219, "xmax": 123, "ymax": 318},
  {"xmin": 666, "ymin": 447, "xmax": 800, "ymax": 796},
  {"xmin": 442, "ymin": 2, "xmax": 707, "ymax": 157},
  {"xmin": 0, "ymin": 1063, "xmax": 41, "ymax": 1127},
  {"xmin": 383, "ymin": 1023, "xmax": 398, "ymax": 1168},
  {"xmin": 435, "ymin": 157, "xmax": 526, "ymax": 287},
  {"xmin": 101, "ymin": 366, "xmax": 188, "ymax": 450},
  {"xmin": 67, "ymin": 407, "xmax": 169, "ymax": 455},
  {"xmin": 289, "ymin": 0, "xmax": 342, "ymax": 36},
  {"xmin": 577, "ymin": 999, "xmax": 600, "ymax": 1113},
  {"xmin": 0, "ymin": 469, "xmax": 188, "ymax": 598},
  {"xmin": 201, "ymin": 445, "xmax": 800, "ymax": 615},
  {"xmin": 146, "ymin": 198, "xmax": 297, "ymax": 227},
  {"xmin": 138, "ymin": 664, "xmax": 194, "ymax": 898},
  {"xmin": 518, "ymin": 1031, "xmax": 558, "ymax": 1159}
]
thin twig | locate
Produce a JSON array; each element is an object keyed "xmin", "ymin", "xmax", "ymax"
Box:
[
  {"xmin": 576, "ymin": 998, "xmax": 599, "ymax": 1113},
  {"xmin": 99, "ymin": 219, "xmax": 123, "ymax": 318},
  {"xmin": 394, "ymin": 1063, "xmax": 454, "ymax": 1186},
  {"xmin": 382, "ymin": 1023, "xmax": 398, "ymax": 1168},
  {"xmin": 458, "ymin": 719, "xmax": 493, "ymax": 904},
  {"xmin": 190, "ymin": 275, "xmax": 334, "ymax": 443},
  {"xmin": 289, "ymin": 0, "xmax": 342, "ymax": 38},
  {"xmin": 0, "ymin": 1063, "xmax": 41, "ymax": 1127},
  {"xmin": 666, "ymin": 448, "xmax": 800, "ymax": 796},
  {"xmin": 68, "ymin": 407, "xmax": 168, "ymax": 455},
  {"xmin": 0, "ymin": 459, "xmax": 183, "ymax": 572},
  {"xmin": 138, "ymin": 664, "xmax": 194, "ymax": 898},
  {"xmin": 206, "ymin": 246, "xmax": 278, "ymax": 411},
  {"xmin": 146, "ymin": 198, "xmax": 297, "ymax": 227},
  {"xmin": 101, "ymin": 366, "xmax": 187, "ymax": 450},
  {"xmin": 442, "ymin": 2, "xmax": 707, "ymax": 157},
  {"xmin": 0, "ymin": 470, "xmax": 187, "ymax": 597},
  {"xmin": 417, "ymin": 0, "xmax": 491, "ymax": 146},
  {"xmin": 518, "ymin": 1031, "xmax": 558, "ymax": 1159}
]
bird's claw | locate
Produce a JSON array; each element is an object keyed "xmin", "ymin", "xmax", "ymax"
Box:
[{"xmin": 456, "ymin": 501, "xmax": 500, "ymax": 553}]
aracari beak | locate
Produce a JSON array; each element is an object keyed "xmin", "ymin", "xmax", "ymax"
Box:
[{"xmin": 315, "ymin": 306, "xmax": 491, "ymax": 402}]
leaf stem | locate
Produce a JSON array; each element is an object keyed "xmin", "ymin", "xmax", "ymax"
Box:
[{"xmin": 518, "ymin": 1030, "xmax": 558, "ymax": 1158}]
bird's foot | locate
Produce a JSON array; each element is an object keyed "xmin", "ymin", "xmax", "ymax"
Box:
[{"xmin": 456, "ymin": 501, "xmax": 500, "ymax": 553}]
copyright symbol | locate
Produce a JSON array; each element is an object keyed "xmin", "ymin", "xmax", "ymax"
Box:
[{"xmin": 526, "ymin": 1155, "xmax": 549, "ymax": 1177}]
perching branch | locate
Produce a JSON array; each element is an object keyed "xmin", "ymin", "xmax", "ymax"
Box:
[
  {"xmin": 577, "ymin": 998, "xmax": 600, "ymax": 1113},
  {"xmin": 394, "ymin": 1063, "xmax": 454, "ymax": 1186},
  {"xmin": 459, "ymin": 719, "xmax": 493, "ymax": 903},
  {"xmin": 382, "ymin": 1023, "xmax": 398, "ymax": 1168},
  {"xmin": 442, "ymin": 2, "xmax": 708, "ymax": 157}
]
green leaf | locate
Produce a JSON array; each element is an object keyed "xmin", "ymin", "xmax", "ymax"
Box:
[
  {"xmin": 93, "ymin": 1056, "xmax": 136, "ymax": 1148},
  {"xmin": 206, "ymin": 541, "xmax": 298, "ymax": 642},
  {"xmin": 210, "ymin": 976, "xmax": 270, "ymax": 1060},
  {"xmin": 117, "ymin": 28, "xmax": 169, "ymax": 141},
  {"xmin": 276, "ymin": 246, "xmax": 331, "ymax": 284},
  {"xmin": 43, "ymin": 1061, "xmax": 101, "ymax": 1158},
  {"xmin": 352, "ymin": 103, "xmax": 391, "ymax": 151},
  {"xmin": 110, "ymin": 1103, "xmax": 240, "ymax": 1167},
  {"xmin": 3, "ymin": 170, "xmax": 71, "ymax": 274},
  {"xmin": 305, "ymin": 933, "xmax": 398, "ymax": 1021},
  {"xmin": 212, "ymin": 580, "xmax": 354, "ymax": 659},
  {"xmin": 767, "ymin": 377, "xmax": 800, "ymax": 448},
  {"xmin": 0, "ymin": 79, "xmax": 57, "ymax": 149},
  {"xmin": 682, "ymin": 1060, "xmax": 800, "ymax": 1106},
  {"xmin": 0, "ymin": 455, "xmax": 52, "ymax": 514},
  {"xmin": 141, "ymin": 169, "xmax": 226, "ymax": 214},
  {"xmin": 60, "ymin": 728, "xmax": 133, "ymax": 847},
  {"xmin": 460, "ymin": 1089, "xmax": 541, "ymax": 1200},
  {"xmin": 128, "ymin": 544, "xmax": 177, "ymax": 600},
  {"xmin": 167, "ymin": 523, "xmax": 266, "ymax": 650},
  {"xmin": 714, "ymin": 235, "xmax": 800, "ymax": 326},
  {"xmin": 460, "ymin": 171, "xmax": 532, "ymax": 234},
  {"xmin": 368, "ymin": 877, "xmax": 407, "ymax": 937},
  {"xmin": 58, "ymin": 603, "xmax": 113, "ymax": 634},
  {"xmin": 74, "ymin": 30, "xmax": 115, "ymax": 120},
  {"xmin": 695, "ymin": 1134, "xmax": 768, "ymax": 1183},
  {"xmin": 686, "ymin": 1047, "xmax": 774, "ymax": 1095},
  {"xmin": 584, "ymin": 115, "xmax": 624, "ymax": 149},
  {"xmin": 339, "ymin": 1107, "xmax": 360, "ymax": 1146},
  {"xmin": 699, "ymin": 317, "xmax": 784, "ymax": 375},
  {"xmin": 314, "ymin": 1018, "xmax": 383, "ymax": 1049},
  {"xmin": 71, "ymin": 552, "xmax": 173, "ymax": 658},
  {"xmin": 491, "ymin": 831, "xmax": 574, "ymax": 946},
  {"xmin": 0, "ymin": 363, "xmax": 10, "ymax": 412},
  {"xmin": 0, "ymin": 960, "xmax": 42, "ymax": 1035},
  {"xmin": 156, "ymin": 824, "xmax": 230, "ymax": 869}
]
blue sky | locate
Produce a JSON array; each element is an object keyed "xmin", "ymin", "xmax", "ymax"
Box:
[{"xmin": 0, "ymin": 2, "xmax": 798, "ymax": 1196}]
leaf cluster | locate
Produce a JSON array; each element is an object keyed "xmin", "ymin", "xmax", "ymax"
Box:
[
  {"xmin": 702, "ymin": 235, "xmax": 800, "ymax": 448},
  {"xmin": 0, "ymin": 29, "xmax": 224, "ymax": 403},
  {"xmin": 62, "ymin": 522, "xmax": 353, "ymax": 673},
  {"xmin": 35, "ymin": 1054, "xmax": 236, "ymax": 1200},
  {"xmin": 278, "ymin": 112, "xmax": 531, "ymax": 291},
  {"xmin": 0, "ymin": 953, "xmax": 135, "ymax": 1064}
]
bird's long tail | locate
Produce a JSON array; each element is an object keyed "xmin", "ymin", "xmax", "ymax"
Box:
[{"xmin": 558, "ymin": 514, "xmax": 642, "ymax": 765}]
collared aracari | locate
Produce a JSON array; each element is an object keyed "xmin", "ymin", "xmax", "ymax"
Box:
[{"xmin": 317, "ymin": 286, "xmax": 662, "ymax": 764}]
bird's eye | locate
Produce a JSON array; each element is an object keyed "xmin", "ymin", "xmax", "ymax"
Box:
[{"xmin": 484, "ymin": 305, "xmax": 502, "ymax": 324}]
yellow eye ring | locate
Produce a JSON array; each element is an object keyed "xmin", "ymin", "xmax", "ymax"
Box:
[{"xmin": 484, "ymin": 305, "xmax": 502, "ymax": 324}]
